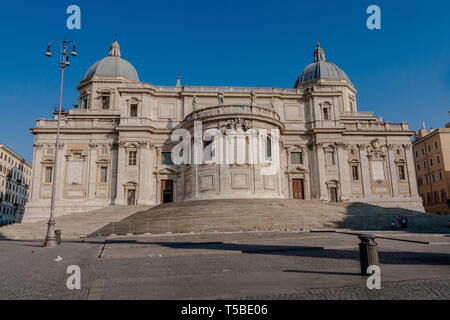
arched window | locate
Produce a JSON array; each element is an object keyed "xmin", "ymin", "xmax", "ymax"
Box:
[{"xmin": 266, "ymin": 136, "xmax": 272, "ymax": 160}]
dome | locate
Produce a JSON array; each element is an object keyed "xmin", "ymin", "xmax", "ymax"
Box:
[
  {"xmin": 83, "ymin": 40, "xmax": 139, "ymax": 82},
  {"xmin": 294, "ymin": 42, "xmax": 350, "ymax": 88}
]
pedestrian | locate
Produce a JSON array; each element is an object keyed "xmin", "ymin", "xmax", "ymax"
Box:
[
  {"xmin": 391, "ymin": 220, "xmax": 397, "ymax": 229},
  {"xmin": 401, "ymin": 216, "xmax": 407, "ymax": 228}
]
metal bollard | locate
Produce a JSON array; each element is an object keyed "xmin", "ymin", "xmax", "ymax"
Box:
[
  {"xmin": 55, "ymin": 230, "xmax": 61, "ymax": 244},
  {"xmin": 358, "ymin": 234, "xmax": 379, "ymax": 276}
]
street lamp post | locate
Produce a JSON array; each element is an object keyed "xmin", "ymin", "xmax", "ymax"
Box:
[{"xmin": 44, "ymin": 40, "xmax": 77, "ymax": 247}]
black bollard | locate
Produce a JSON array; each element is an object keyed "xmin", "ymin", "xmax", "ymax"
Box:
[
  {"xmin": 55, "ymin": 230, "xmax": 62, "ymax": 245},
  {"xmin": 358, "ymin": 234, "xmax": 379, "ymax": 276}
]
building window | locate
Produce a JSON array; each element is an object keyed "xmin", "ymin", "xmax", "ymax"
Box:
[
  {"xmin": 266, "ymin": 137, "xmax": 272, "ymax": 160},
  {"xmin": 100, "ymin": 147, "xmax": 109, "ymax": 155},
  {"xmin": 437, "ymin": 155, "xmax": 440, "ymax": 164},
  {"xmin": 415, "ymin": 151, "xmax": 418, "ymax": 158},
  {"xmin": 425, "ymin": 175, "xmax": 429, "ymax": 184},
  {"xmin": 161, "ymin": 152, "xmax": 173, "ymax": 165},
  {"xmin": 421, "ymin": 148, "xmax": 424, "ymax": 155},
  {"xmin": 291, "ymin": 152, "xmax": 303, "ymax": 165},
  {"xmin": 423, "ymin": 160, "xmax": 427, "ymax": 169},
  {"xmin": 81, "ymin": 98, "xmax": 88, "ymax": 109},
  {"xmin": 430, "ymin": 157, "xmax": 433, "ymax": 166},
  {"xmin": 417, "ymin": 163, "xmax": 420, "ymax": 171},
  {"xmin": 351, "ymin": 165, "xmax": 359, "ymax": 181},
  {"xmin": 432, "ymin": 173, "xmax": 436, "ymax": 182},
  {"xmin": 418, "ymin": 177, "xmax": 423, "ymax": 186},
  {"xmin": 434, "ymin": 191, "xmax": 439, "ymax": 204},
  {"xmin": 427, "ymin": 192, "xmax": 432, "ymax": 205},
  {"xmin": 100, "ymin": 167, "xmax": 108, "ymax": 183},
  {"xmin": 323, "ymin": 107, "xmax": 330, "ymax": 120},
  {"xmin": 398, "ymin": 165, "xmax": 406, "ymax": 181},
  {"xmin": 130, "ymin": 104, "xmax": 138, "ymax": 117},
  {"xmin": 435, "ymin": 141, "xmax": 438, "ymax": 149},
  {"xmin": 428, "ymin": 145, "xmax": 431, "ymax": 152},
  {"xmin": 128, "ymin": 151, "xmax": 137, "ymax": 166},
  {"xmin": 441, "ymin": 190, "xmax": 447, "ymax": 203},
  {"xmin": 102, "ymin": 95, "xmax": 110, "ymax": 109},
  {"xmin": 44, "ymin": 167, "xmax": 53, "ymax": 184},
  {"xmin": 46, "ymin": 147, "xmax": 55, "ymax": 155},
  {"xmin": 439, "ymin": 171, "xmax": 443, "ymax": 180}
]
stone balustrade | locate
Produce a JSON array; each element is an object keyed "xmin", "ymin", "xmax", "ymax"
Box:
[{"xmin": 184, "ymin": 104, "xmax": 281, "ymax": 122}]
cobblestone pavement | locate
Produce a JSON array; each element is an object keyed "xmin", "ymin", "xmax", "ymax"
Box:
[{"xmin": 0, "ymin": 231, "xmax": 449, "ymax": 300}]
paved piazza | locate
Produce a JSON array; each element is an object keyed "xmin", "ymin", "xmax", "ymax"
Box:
[{"xmin": 0, "ymin": 230, "xmax": 449, "ymax": 300}]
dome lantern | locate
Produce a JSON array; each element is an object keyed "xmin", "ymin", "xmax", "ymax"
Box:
[
  {"xmin": 294, "ymin": 42, "xmax": 350, "ymax": 88},
  {"xmin": 83, "ymin": 39, "xmax": 139, "ymax": 82}
]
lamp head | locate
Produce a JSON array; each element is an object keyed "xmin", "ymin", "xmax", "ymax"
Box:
[
  {"xmin": 45, "ymin": 45, "xmax": 52, "ymax": 57},
  {"xmin": 70, "ymin": 44, "xmax": 77, "ymax": 57}
]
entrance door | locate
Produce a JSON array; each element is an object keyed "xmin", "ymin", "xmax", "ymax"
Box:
[
  {"xmin": 161, "ymin": 180, "xmax": 174, "ymax": 204},
  {"xmin": 330, "ymin": 187, "xmax": 338, "ymax": 202},
  {"xmin": 127, "ymin": 189, "xmax": 136, "ymax": 206},
  {"xmin": 292, "ymin": 179, "xmax": 304, "ymax": 199}
]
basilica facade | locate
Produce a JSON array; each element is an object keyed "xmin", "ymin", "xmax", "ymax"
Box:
[{"xmin": 24, "ymin": 40, "xmax": 423, "ymax": 222}]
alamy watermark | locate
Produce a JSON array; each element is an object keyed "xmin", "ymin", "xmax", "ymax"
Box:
[
  {"xmin": 66, "ymin": 5, "xmax": 81, "ymax": 30},
  {"xmin": 171, "ymin": 121, "xmax": 280, "ymax": 176},
  {"xmin": 366, "ymin": 5, "xmax": 381, "ymax": 30}
]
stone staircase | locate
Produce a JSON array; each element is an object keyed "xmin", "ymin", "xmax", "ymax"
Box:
[
  {"xmin": 0, "ymin": 205, "xmax": 152, "ymax": 240},
  {"xmin": 91, "ymin": 199, "xmax": 450, "ymax": 236}
]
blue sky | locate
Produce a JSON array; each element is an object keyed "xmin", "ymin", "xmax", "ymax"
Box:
[{"xmin": 0, "ymin": 0, "xmax": 449, "ymax": 162}]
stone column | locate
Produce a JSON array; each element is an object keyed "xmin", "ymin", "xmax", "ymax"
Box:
[
  {"xmin": 336, "ymin": 143, "xmax": 350, "ymax": 201},
  {"xmin": 56, "ymin": 143, "xmax": 65, "ymax": 203},
  {"xmin": 404, "ymin": 144, "xmax": 419, "ymax": 196},
  {"xmin": 359, "ymin": 145, "xmax": 371, "ymax": 198},
  {"xmin": 30, "ymin": 144, "xmax": 43, "ymax": 202},
  {"xmin": 87, "ymin": 143, "xmax": 97, "ymax": 201},
  {"xmin": 110, "ymin": 143, "xmax": 118, "ymax": 205},
  {"xmin": 387, "ymin": 145, "xmax": 399, "ymax": 197},
  {"xmin": 315, "ymin": 143, "xmax": 329, "ymax": 200},
  {"xmin": 115, "ymin": 143, "xmax": 127, "ymax": 205}
]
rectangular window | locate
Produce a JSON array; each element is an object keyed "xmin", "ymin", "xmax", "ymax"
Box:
[
  {"xmin": 291, "ymin": 152, "xmax": 303, "ymax": 165},
  {"xmin": 81, "ymin": 98, "xmax": 88, "ymax": 109},
  {"xmin": 323, "ymin": 108, "xmax": 330, "ymax": 120},
  {"xmin": 428, "ymin": 145, "xmax": 431, "ymax": 152},
  {"xmin": 435, "ymin": 141, "xmax": 438, "ymax": 149},
  {"xmin": 100, "ymin": 167, "xmax": 108, "ymax": 183},
  {"xmin": 44, "ymin": 167, "xmax": 53, "ymax": 183},
  {"xmin": 351, "ymin": 165, "xmax": 359, "ymax": 181},
  {"xmin": 102, "ymin": 95, "xmax": 110, "ymax": 109},
  {"xmin": 423, "ymin": 160, "xmax": 427, "ymax": 169},
  {"xmin": 128, "ymin": 151, "xmax": 137, "ymax": 166},
  {"xmin": 430, "ymin": 158, "xmax": 433, "ymax": 166},
  {"xmin": 418, "ymin": 177, "xmax": 423, "ymax": 186},
  {"xmin": 130, "ymin": 104, "xmax": 138, "ymax": 117},
  {"xmin": 439, "ymin": 171, "xmax": 443, "ymax": 180},
  {"xmin": 417, "ymin": 163, "xmax": 420, "ymax": 171},
  {"xmin": 398, "ymin": 165, "xmax": 406, "ymax": 181},
  {"xmin": 432, "ymin": 173, "xmax": 436, "ymax": 182},
  {"xmin": 100, "ymin": 147, "xmax": 109, "ymax": 155},
  {"xmin": 415, "ymin": 151, "xmax": 418, "ymax": 158},
  {"xmin": 437, "ymin": 155, "xmax": 440, "ymax": 164},
  {"xmin": 427, "ymin": 192, "xmax": 432, "ymax": 205},
  {"xmin": 161, "ymin": 152, "xmax": 173, "ymax": 165},
  {"xmin": 434, "ymin": 191, "xmax": 439, "ymax": 204}
]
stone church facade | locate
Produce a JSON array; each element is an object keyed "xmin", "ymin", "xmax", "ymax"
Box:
[{"xmin": 24, "ymin": 40, "xmax": 423, "ymax": 222}]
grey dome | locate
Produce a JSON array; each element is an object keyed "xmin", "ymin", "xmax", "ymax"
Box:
[
  {"xmin": 295, "ymin": 43, "xmax": 350, "ymax": 88},
  {"xmin": 83, "ymin": 40, "xmax": 139, "ymax": 82}
]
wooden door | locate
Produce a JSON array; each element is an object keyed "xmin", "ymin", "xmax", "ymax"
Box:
[
  {"xmin": 161, "ymin": 180, "xmax": 174, "ymax": 204},
  {"xmin": 292, "ymin": 179, "xmax": 304, "ymax": 199},
  {"xmin": 330, "ymin": 187, "xmax": 338, "ymax": 202},
  {"xmin": 127, "ymin": 189, "xmax": 136, "ymax": 206}
]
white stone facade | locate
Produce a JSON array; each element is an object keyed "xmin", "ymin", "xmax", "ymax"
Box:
[{"xmin": 24, "ymin": 41, "xmax": 424, "ymax": 222}]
